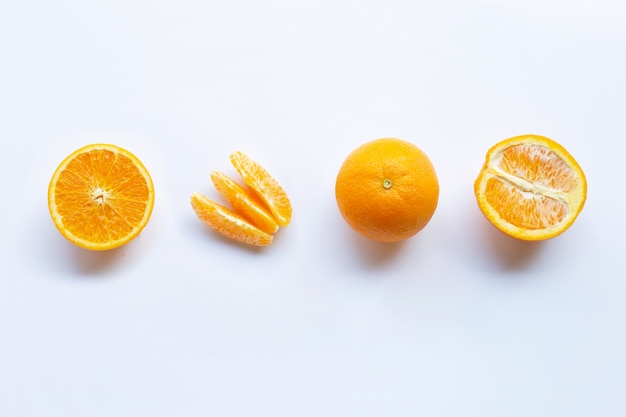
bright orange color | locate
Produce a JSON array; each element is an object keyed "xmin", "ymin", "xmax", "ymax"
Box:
[
  {"xmin": 48, "ymin": 144, "xmax": 155, "ymax": 250},
  {"xmin": 211, "ymin": 171, "xmax": 279, "ymax": 234},
  {"xmin": 335, "ymin": 138, "xmax": 439, "ymax": 242},
  {"xmin": 191, "ymin": 151, "xmax": 291, "ymax": 246},
  {"xmin": 474, "ymin": 134, "xmax": 587, "ymax": 241},
  {"xmin": 191, "ymin": 192, "xmax": 273, "ymax": 246},
  {"xmin": 230, "ymin": 151, "xmax": 292, "ymax": 227}
]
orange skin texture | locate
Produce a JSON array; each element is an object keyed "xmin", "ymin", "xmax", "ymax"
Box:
[{"xmin": 335, "ymin": 138, "xmax": 439, "ymax": 242}]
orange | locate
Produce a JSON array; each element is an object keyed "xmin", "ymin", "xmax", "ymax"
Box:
[
  {"xmin": 335, "ymin": 138, "xmax": 439, "ymax": 242},
  {"xmin": 474, "ymin": 134, "xmax": 587, "ymax": 240},
  {"xmin": 230, "ymin": 151, "xmax": 292, "ymax": 227},
  {"xmin": 190, "ymin": 192, "xmax": 273, "ymax": 246},
  {"xmin": 191, "ymin": 151, "xmax": 291, "ymax": 246},
  {"xmin": 210, "ymin": 171, "xmax": 279, "ymax": 234},
  {"xmin": 48, "ymin": 144, "xmax": 155, "ymax": 250}
]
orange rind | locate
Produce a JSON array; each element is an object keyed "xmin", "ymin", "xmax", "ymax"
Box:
[
  {"xmin": 474, "ymin": 134, "xmax": 587, "ymax": 240},
  {"xmin": 48, "ymin": 143, "xmax": 154, "ymax": 250},
  {"xmin": 335, "ymin": 138, "xmax": 439, "ymax": 242}
]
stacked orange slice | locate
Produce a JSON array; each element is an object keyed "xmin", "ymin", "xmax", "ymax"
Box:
[{"xmin": 191, "ymin": 151, "xmax": 292, "ymax": 246}]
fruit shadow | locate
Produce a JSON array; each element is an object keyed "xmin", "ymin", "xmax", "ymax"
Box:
[
  {"xmin": 44, "ymin": 224, "xmax": 153, "ymax": 278},
  {"xmin": 478, "ymin": 217, "xmax": 546, "ymax": 272},
  {"xmin": 36, "ymin": 216, "xmax": 130, "ymax": 277},
  {"xmin": 68, "ymin": 245, "xmax": 129, "ymax": 275},
  {"xmin": 42, "ymin": 237, "xmax": 131, "ymax": 278},
  {"xmin": 347, "ymin": 232, "xmax": 408, "ymax": 269}
]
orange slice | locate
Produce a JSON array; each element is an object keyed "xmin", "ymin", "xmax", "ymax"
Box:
[
  {"xmin": 48, "ymin": 143, "xmax": 155, "ymax": 250},
  {"xmin": 211, "ymin": 171, "xmax": 279, "ymax": 234},
  {"xmin": 474, "ymin": 134, "xmax": 587, "ymax": 240},
  {"xmin": 230, "ymin": 151, "xmax": 292, "ymax": 227},
  {"xmin": 190, "ymin": 192, "xmax": 273, "ymax": 246}
]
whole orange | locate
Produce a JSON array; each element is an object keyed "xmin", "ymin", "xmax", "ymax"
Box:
[{"xmin": 335, "ymin": 138, "xmax": 439, "ymax": 242}]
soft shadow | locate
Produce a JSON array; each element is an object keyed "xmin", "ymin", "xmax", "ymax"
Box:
[
  {"xmin": 38, "ymin": 213, "xmax": 137, "ymax": 278},
  {"xmin": 42, "ymin": 234, "xmax": 133, "ymax": 278},
  {"xmin": 67, "ymin": 244, "xmax": 129, "ymax": 275},
  {"xmin": 480, "ymin": 218, "xmax": 546, "ymax": 272},
  {"xmin": 348, "ymin": 231, "xmax": 407, "ymax": 269}
]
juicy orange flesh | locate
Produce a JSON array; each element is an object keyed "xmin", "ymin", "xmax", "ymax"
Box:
[
  {"xmin": 499, "ymin": 144, "xmax": 577, "ymax": 192},
  {"xmin": 191, "ymin": 193, "xmax": 272, "ymax": 246},
  {"xmin": 486, "ymin": 144, "xmax": 577, "ymax": 230},
  {"xmin": 230, "ymin": 151, "xmax": 292, "ymax": 227},
  {"xmin": 485, "ymin": 178, "xmax": 569, "ymax": 229},
  {"xmin": 211, "ymin": 171, "xmax": 279, "ymax": 234},
  {"xmin": 54, "ymin": 150, "xmax": 150, "ymax": 244}
]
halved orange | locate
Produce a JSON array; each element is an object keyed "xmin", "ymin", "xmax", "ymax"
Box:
[
  {"xmin": 210, "ymin": 171, "xmax": 279, "ymax": 234},
  {"xmin": 474, "ymin": 134, "xmax": 587, "ymax": 240},
  {"xmin": 230, "ymin": 151, "xmax": 292, "ymax": 227},
  {"xmin": 190, "ymin": 192, "xmax": 273, "ymax": 246},
  {"xmin": 48, "ymin": 144, "xmax": 155, "ymax": 250}
]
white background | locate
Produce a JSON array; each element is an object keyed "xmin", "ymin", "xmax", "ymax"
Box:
[{"xmin": 1, "ymin": 0, "xmax": 625, "ymax": 416}]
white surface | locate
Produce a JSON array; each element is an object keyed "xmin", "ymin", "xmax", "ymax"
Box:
[{"xmin": 1, "ymin": 0, "xmax": 625, "ymax": 416}]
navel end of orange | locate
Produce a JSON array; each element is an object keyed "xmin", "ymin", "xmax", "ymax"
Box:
[
  {"xmin": 334, "ymin": 138, "xmax": 439, "ymax": 243},
  {"xmin": 229, "ymin": 151, "xmax": 292, "ymax": 227},
  {"xmin": 190, "ymin": 192, "xmax": 273, "ymax": 247}
]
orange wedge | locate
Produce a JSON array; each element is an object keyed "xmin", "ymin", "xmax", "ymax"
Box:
[
  {"xmin": 211, "ymin": 171, "xmax": 279, "ymax": 234},
  {"xmin": 230, "ymin": 151, "xmax": 292, "ymax": 227},
  {"xmin": 474, "ymin": 134, "xmax": 587, "ymax": 240},
  {"xmin": 190, "ymin": 192, "xmax": 273, "ymax": 246},
  {"xmin": 48, "ymin": 144, "xmax": 155, "ymax": 250}
]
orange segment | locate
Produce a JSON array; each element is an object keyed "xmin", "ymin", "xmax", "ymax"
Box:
[
  {"xmin": 48, "ymin": 144, "xmax": 155, "ymax": 251},
  {"xmin": 230, "ymin": 151, "xmax": 292, "ymax": 227},
  {"xmin": 474, "ymin": 134, "xmax": 587, "ymax": 240},
  {"xmin": 190, "ymin": 192, "xmax": 273, "ymax": 246},
  {"xmin": 211, "ymin": 171, "xmax": 279, "ymax": 234}
]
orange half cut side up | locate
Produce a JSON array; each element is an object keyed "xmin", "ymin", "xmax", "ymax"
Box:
[
  {"xmin": 48, "ymin": 143, "xmax": 155, "ymax": 251},
  {"xmin": 474, "ymin": 134, "xmax": 587, "ymax": 241}
]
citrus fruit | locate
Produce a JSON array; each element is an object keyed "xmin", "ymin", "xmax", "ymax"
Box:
[
  {"xmin": 48, "ymin": 144, "xmax": 155, "ymax": 250},
  {"xmin": 230, "ymin": 151, "xmax": 292, "ymax": 227},
  {"xmin": 335, "ymin": 138, "xmax": 439, "ymax": 242},
  {"xmin": 191, "ymin": 192, "xmax": 273, "ymax": 246},
  {"xmin": 211, "ymin": 171, "xmax": 279, "ymax": 234},
  {"xmin": 191, "ymin": 151, "xmax": 290, "ymax": 246},
  {"xmin": 474, "ymin": 134, "xmax": 587, "ymax": 241}
]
